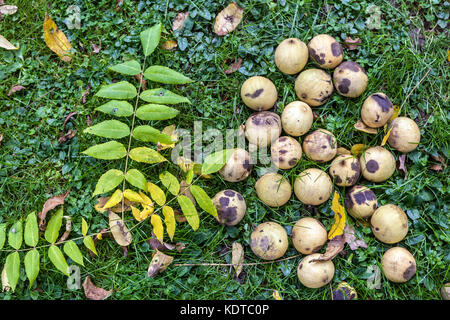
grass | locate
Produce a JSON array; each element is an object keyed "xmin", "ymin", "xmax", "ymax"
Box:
[{"xmin": 0, "ymin": 0, "xmax": 449, "ymax": 300}]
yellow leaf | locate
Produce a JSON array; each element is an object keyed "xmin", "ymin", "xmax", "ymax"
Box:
[
  {"xmin": 131, "ymin": 206, "xmax": 142, "ymax": 222},
  {"xmin": 138, "ymin": 191, "xmax": 153, "ymax": 206},
  {"xmin": 337, "ymin": 147, "xmax": 351, "ymax": 155},
  {"xmin": 147, "ymin": 182, "xmax": 166, "ymax": 206},
  {"xmin": 151, "ymin": 215, "xmax": 164, "ymax": 243},
  {"xmin": 388, "ymin": 104, "xmax": 400, "ymax": 123},
  {"xmin": 123, "ymin": 189, "xmax": 144, "ymax": 203},
  {"xmin": 43, "ymin": 12, "xmax": 73, "ymax": 62},
  {"xmin": 96, "ymin": 233, "xmax": 103, "ymax": 240},
  {"xmin": 157, "ymin": 125, "xmax": 178, "ymax": 151},
  {"xmin": 328, "ymin": 191, "xmax": 346, "ymax": 240},
  {"xmin": 81, "ymin": 218, "xmax": 88, "ymax": 236},
  {"xmin": 161, "ymin": 40, "xmax": 177, "ymax": 50},
  {"xmin": 102, "ymin": 189, "xmax": 123, "ymax": 209},
  {"xmin": 381, "ymin": 127, "xmax": 392, "ymax": 146},
  {"xmin": 0, "ymin": 35, "xmax": 19, "ymax": 50},
  {"xmin": 273, "ymin": 290, "xmax": 283, "ymax": 300},
  {"xmin": 354, "ymin": 119, "xmax": 378, "ymax": 134},
  {"xmin": 162, "ymin": 206, "xmax": 176, "ymax": 241},
  {"xmin": 140, "ymin": 204, "xmax": 154, "ymax": 220},
  {"xmin": 350, "ymin": 144, "xmax": 367, "ymax": 157}
]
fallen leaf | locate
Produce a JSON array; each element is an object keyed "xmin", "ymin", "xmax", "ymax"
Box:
[
  {"xmin": 397, "ymin": 153, "xmax": 407, "ymax": 180},
  {"xmin": 441, "ymin": 283, "xmax": 450, "ymax": 300},
  {"xmin": 328, "ymin": 191, "xmax": 346, "ymax": 240},
  {"xmin": 38, "ymin": 190, "xmax": 70, "ymax": 231},
  {"xmin": 0, "ymin": 134, "xmax": 3, "ymax": 146},
  {"xmin": 81, "ymin": 85, "xmax": 91, "ymax": 103},
  {"xmin": 380, "ymin": 127, "xmax": 392, "ymax": 146},
  {"xmin": 0, "ymin": 34, "xmax": 18, "ymax": 50},
  {"xmin": 350, "ymin": 144, "xmax": 367, "ymax": 157},
  {"xmin": 161, "ymin": 40, "xmax": 178, "ymax": 50},
  {"xmin": 431, "ymin": 153, "xmax": 447, "ymax": 168},
  {"xmin": 343, "ymin": 225, "xmax": 367, "ymax": 250},
  {"xmin": 344, "ymin": 37, "xmax": 361, "ymax": 50},
  {"xmin": 430, "ymin": 164, "xmax": 443, "ymax": 172},
  {"xmin": 389, "ymin": 104, "xmax": 400, "ymax": 122},
  {"xmin": 272, "ymin": 290, "xmax": 282, "ymax": 300},
  {"xmin": 174, "ymin": 209, "xmax": 187, "ymax": 223},
  {"xmin": 354, "ymin": 119, "xmax": 378, "ymax": 134},
  {"xmin": 0, "ymin": 5, "xmax": 17, "ymax": 15},
  {"xmin": 56, "ymin": 216, "xmax": 72, "ymax": 243},
  {"xmin": 214, "ymin": 2, "xmax": 244, "ymax": 36},
  {"xmin": 43, "ymin": 13, "xmax": 73, "ymax": 62},
  {"xmin": 108, "ymin": 211, "xmax": 132, "ymax": 247},
  {"xmin": 337, "ymin": 147, "xmax": 351, "ymax": 155},
  {"xmin": 91, "ymin": 42, "xmax": 101, "ymax": 54},
  {"xmin": 231, "ymin": 242, "xmax": 244, "ymax": 278},
  {"xmin": 310, "ymin": 235, "xmax": 346, "ymax": 262},
  {"xmin": 94, "ymin": 197, "xmax": 136, "ymax": 213},
  {"xmin": 58, "ymin": 129, "xmax": 77, "ymax": 143},
  {"xmin": 134, "ymin": 73, "xmax": 147, "ymax": 90},
  {"xmin": 332, "ymin": 282, "xmax": 358, "ymax": 300},
  {"xmin": 82, "ymin": 276, "xmax": 112, "ymax": 300},
  {"xmin": 147, "ymin": 250, "xmax": 174, "ymax": 277},
  {"xmin": 115, "ymin": 0, "xmax": 124, "ymax": 11},
  {"xmin": 1, "ymin": 266, "xmax": 10, "ymax": 292},
  {"xmin": 225, "ymin": 58, "xmax": 243, "ymax": 74},
  {"xmin": 172, "ymin": 12, "xmax": 189, "ymax": 31},
  {"xmin": 7, "ymin": 85, "xmax": 26, "ymax": 96},
  {"xmin": 157, "ymin": 125, "xmax": 178, "ymax": 151}
]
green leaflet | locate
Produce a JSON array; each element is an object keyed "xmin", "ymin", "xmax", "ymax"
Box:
[
  {"xmin": 81, "ymin": 218, "xmax": 88, "ymax": 236},
  {"xmin": 48, "ymin": 245, "xmax": 69, "ymax": 276},
  {"xmin": 140, "ymin": 88, "xmax": 190, "ymax": 105},
  {"xmin": 125, "ymin": 169, "xmax": 147, "ymax": 191},
  {"xmin": 8, "ymin": 220, "xmax": 23, "ymax": 250},
  {"xmin": 0, "ymin": 223, "xmax": 6, "ymax": 249},
  {"xmin": 159, "ymin": 171, "xmax": 180, "ymax": 196},
  {"xmin": 83, "ymin": 120, "xmax": 130, "ymax": 139},
  {"xmin": 129, "ymin": 147, "xmax": 167, "ymax": 164},
  {"xmin": 135, "ymin": 104, "xmax": 180, "ymax": 121},
  {"xmin": 95, "ymin": 100, "xmax": 134, "ymax": 117},
  {"xmin": 24, "ymin": 249, "xmax": 40, "ymax": 288},
  {"xmin": 63, "ymin": 240, "xmax": 84, "ymax": 266},
  {"xmin": 82, "ymin": 141, "xmax": 127, "ymax": 160},
  {"xmin": 44, "ymin": 207, "xmax": 63, "ymax": 244},
  {"xmin": 5, "ymin": 252, "xmax": 20, "ymax": 292},
  {"xmin": 201, "ymin": 149, "xmax": 235, "ymax": 175},
  {"xmin": 186, "ymin": 169, "xmax": 194, "ymax": 185},
  {"xmin": 95, "ymin": 81, "xmax": 137, "ymax": 100},
  {"xmin": 190, "ymin": 185, "xmax": 218, "ymax": 218},
  {"xmin": 24, "ymin": 212, "xmax": 39, "ymax": 247},
  {"xmin": 83, "ymin": 236, "xmax": 97, "ymax": 256},
  {"xmin": 143, "ymin": 66, "xmax": 194, "ymax": 84},
  {"xmin": 177, "ymin": 195, "xmax": 199, "ymax": 231},
  {"xmin": 108, "ymin": 60, "xmax": 141, "ymax": 76},
  {"xmin": 140, "ymin": 23, "xmax": 162, "ymax": 57},
  {"xmin": 92, "ymin": 169, "xmax": 124, "ymax": 197},
  {"xmin": 132, "ymin": 125, "xmax": 175, "ymax": 144}
]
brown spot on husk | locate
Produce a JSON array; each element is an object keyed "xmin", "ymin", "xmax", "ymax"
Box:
[
  {"xmin": 365, "ymin": 160, "xmax": 379, "ymax": 173},
  {"xmin": 403, "ymin": 263, "xmax": 416, "ymax": 281},
  {"xmin": 309, "ymin": 47, "xmax": 325, "ymax": 65},
  {"xmin": 224, "ymin": 190, "xmax": 235, "ymax": 197},
  {"xmin": 331, "ymin": 42, "xmax": 343, "ymax": 57},
  {"xmin": 338, "ymin": 78, "xmax": 351, "ymax": 94},
  {"xmin": 371, "ymin": 94, "xmax": 393, "ymax": 113},
  {"xmin": 245, "ymin": 88, "xmax": 264, "ymax": 99}
]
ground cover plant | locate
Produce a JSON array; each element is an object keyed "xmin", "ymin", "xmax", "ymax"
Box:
[{"xmin": 0, "ymin": 0, "xmax": 449, "ymax": 300}]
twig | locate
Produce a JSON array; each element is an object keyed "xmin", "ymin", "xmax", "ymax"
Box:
[
  {"xmin": 399, "ymin": 67, "xmax": 432, "ymax": 110},
  {"xmin": 173, "ymin": 254, "xmax": 302, "ymax": 267}
]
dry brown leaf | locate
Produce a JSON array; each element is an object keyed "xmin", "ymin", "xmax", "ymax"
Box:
[
  {"xmin": 310, "ymin": 235, "xmax": 345, "ymax": 262},
  {"xmin": 441, "ymin": 283, "xmax": 450, "ymax": 300},
  {"xmin": 343, "ymin": 225, "xmax": 367, "ymax": 251},
  {"xmin": 225, "ymin": 57, "xmax": 243, "ymax": 74},
  {"xmin": 82, "ymin": 276, "xmax": 112, "ymax": 300},
  {"xmin": 431, "ymin": 153, "xmax": 447, "ymax": 168},
  {"xmin": 108, "ymin": 211, "xmax": 132, "ymax": 247},
  {"xmin": 147, "ymin": 250, "xmax": 174, "ymax": 277},
  {"xmin": 344, "ymin": 37, "xmax": 362, "ymax": 50},
  {"xmin": 0, "ymin": 5, "xmax": 17, "ymax": 16},
  {"xmin": 91, "ymin": 42, "xmax": 101, "ymax": 54},
  {"xmin": 231, "ymin": 242, "xmax": 244, "ymax": 278},
  {"xmin": 7, "ymin": 85, "xmax": 26, "ymax": 96},
  {"xmin": 354, "ymin": 119, "xmax": 378, "ymax": 134},
  {"xmin": 0, "ymin": 34, "xmax": 18, "ymax": 50},
  {"xmin": 397, "ymin": 154, "xmax": 407, "ymax": 180},
  {"xmin": 161, "ymin": 40, "xmax": 178, "ymax": 50},
  {"xmin": 58, "ymin": 129, "xmax": 77, "ymax": 143},
  {"xmin": 81, "ymin": 85, "xmax": 91, "ymax": 103},
  {"xmin": 134, "ymin": 73, "xmax": 147, "ymax": 90},
  {"xmin": 56, "ymin": 216, "xmax": 72, "ymax": 244},
  {"xmin": 214, "ymin": 2, "xmax": 244, "ymax": 36},
  {"xmin": 115, "ymin": 0, "xmax": 124, "ymax": 11},
  {"xmin": 174, "ymin": 209, "xmax": 187, "ymax": 223},
  {"xmin": 172, "ymin": 12, "xmax": 189, "ymax": 31},
  {"xmin": 43, "ymin": 13, "xmax": 73, "ymax": 62},
  {"xmin": 0, "ymin": 134, "xmax": 3, "ymax": 146},
  {"xmin": 38, "ymin": 190, "xmax": 70, "ymax": 231},
  {"xmin": 430, "ymin": 164, "xmax": 443, "ymax": 172}
]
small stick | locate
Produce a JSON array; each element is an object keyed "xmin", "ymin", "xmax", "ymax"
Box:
[
  {"xmin": 173, "ymin": 254, "xmax": 302, "ymax": 267},
  {"xmin": 399, "ymin": 67, "xmax": 431, "ymax": 110}
]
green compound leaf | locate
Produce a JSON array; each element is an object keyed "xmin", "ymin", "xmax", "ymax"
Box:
[
  {"xmin": 92, "ymin": 169, "xmax": 124, "ymax": 197},
  {"xmin": 48, "ymin": 245, "xmax": 70, "ymax": 276},
  {"xmin": 82, "ymin": 141, "xmax": 127, "ymax": 160},
  {"xmin": 8, "ymin": 220, "xmax": 23, "ymax": 250},
  {"xmin": 177, "ymin": 195, "xmax": 199, "ymax": 231},
  {"xmin": 129, "ymin": 147, "xmax": 167, "ymax": 164},
  {"xmin": 143, "ymin": 65, "xmax": 194, "ymax": 84},
  {"xmin": 24, "ymin": 212, "xmax": 39, "ymax": 247},
  {"xmin": 83, "ymin": 120, "xmax": 130, "ymax": 139},
  {"xmin": 95, "ymin": 100, "xmax": 134, "ymax": 117},
  {"xmin": 63, "ymin": 240, "xmax": 84, "ymax": 266},
  {"xmin": 108, "ymin": 60, "xmax": 141, "ymax": 76},
  {"xmin": 140, "ymin": 88, "xmax": 190, "ymax": 105},
  {"xmin": 5, "ymin": 252, "xmax": 20, "ymax": 292},
  {"xmin": 135, "ymin": 104, "xmax": 180, "ymax": 121},
  {"xmin": 95, "ymin": 81, "xmax": 137, "ymax": 100},
  {"xmin": 44, "ymin": 207, "xmax": 63, "ymax": 244},
  {"xmin": 125, "ymin": 169, "xmax": 148, "ymax": 192},
  {"xmin": 190, "ymin": 185, "xmax": 218, "ymax": 218},
  {"xmin": 24, "ymin": 249, "xmax": 40, "ymax": 288},
  {"xmin": 132, "ymin": 125, "xmax": 175, "ymax": 144},
  {"xmin": 159, "ymin": 171, "xmax": 180, "ymax": 196},
  {"xmin": 0, "ymin": 223, "xmax": 6, "ymax": 249},
  {"xmin": 140, "ymin": 23, "xmax": 162, "ymax": 57}
]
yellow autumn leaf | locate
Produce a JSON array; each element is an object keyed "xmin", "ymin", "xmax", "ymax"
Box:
[
  {"xmin": 139, "ymin": 191, "xmax": 153, "ymax": 206},
  {"xmin": 96, "ymin": 233, "xmax": 103, "ymax": 240},
  {"xmin": 354, "ymin": 119, "xmax": 378, "ymax": 134},
  {"xmin": 161, "ymin": 40, "xmax": 177, "ymax": 50},
  {"xmin": 147, "ymin": 182, "xmax": 166, "ymax": 206},
  {"xmin": 81, "ymin": 218, "xmax": 88, "ymax": 236},
  {"xmin": 123, "ymin": 189, "xmax": 144, "ymax": 203},
  {"xmin": 389, "ymin": 104, "xmax": 400, "ymax": 123},
  {"xmin": 273, "ymin": 290, "xmax": 283, "ymax": 300},
  {"xmin": 131, "ymin": 206, "xmax": 142, "ymax": 221},
  {"xmin": 43, "ymin": 12, "xmax": 73, "ymax": 62},
  {"xmin": 328, "ymin": 191, "xmax": 346, "ymax": 240},
  {"xmin": 350, "ymin": 144, "xmax": 367, "ymax": 157},
  {"xmin": 337, "ymin": 147, "xmax": 351, "ymax": 155},
  {"xmin": 102, "ymin": 189, "xmax": 123, "ymax": 209},
  {"xmin": 157, "ymin": 125, "xmax": 178, "ymax": 151},
  {"xmin": 140, "ymin": 204, "xmax": 154, "ymax": 220},
  {"xmin": 176, "ymin": 156, "xmax": 211, "ymax": 178},
  {"xmin": 381, "ymin": 127, "xmax": 392, "ymax": 146},
  {"xmin": 151, "ymin": 215, "xmax": 164, "ymax": 243},
  {"xmin": 162, "ymin": 206, "xmax": 176, "ymax": 241}
]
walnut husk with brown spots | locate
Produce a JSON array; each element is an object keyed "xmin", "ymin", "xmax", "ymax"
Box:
[
  {"xmin": 291, "ymin": 217, "xmax": 327, "ymax": 255},
  {"xmin": 212, "ymin": 189, "xmax": 246, "ymax": 226},
  {"xmin": 361, "ymin": 92, "xmax": 394, "ymax": 128},
  {"xmin": 274, "ymin": 38, "xmax": 309, "ymax": 74},
  {"xmin": 329, "ymin": 154, "xmax": 361, "ymax": 187},
  {"xmin": 344, "ymin": 185, "xmax": 378, "ymax": 219},
  {"xmin": 302, "ymin": 129, "xmax": 337, "ymax": 162},
  {"xmin": 387, "ymin": 117, "xmax": 421, "ymax": 153},
  {"xmin": 241, "ymin": 76, "xmax": 277, "ymax": 111},
  {"xmin": 219, "ymin": 148, "xmax": 252, "ymax": 182},
  {"xmin": 370, "ymin": 204, "xmax": 408, "ymax": 244},
  {"xmin": 360, "ymin": 146, "xmax": 396, "ymax": 182},
  {"xmin": 250, "ymin": 222, "xmax": 288, "ymax": 260},
  {"xmin": 295, "ymin": 69, "xmax": 334, "ymax": 106},
  {"xmin": 270, "ymin": 136, "xmax": 302, "ymax": 169},
  {"xmin": 297, "ymin": 253, "xmax": 335, "ymax": 288},
  {"xmin": 281, "ymin": 101, "xmax": 313, "ymax": 136},
  {"xmin": 381, "ymin": 247, "xmax": 416, "ymax": 283},
  {"xmin": 333, "ymin": 61, "xmax": 368, "ymax": 98},
  {"xmin": 255, "ymin": 173, "xmax": 292, "ymax": 207},
  {"xmin": 308, "ymin": 34, "xmax": 343, "ymax": 69},
  {"xmin": 244, "ymin": 111, "xmax": 282, "ymax": 148}
]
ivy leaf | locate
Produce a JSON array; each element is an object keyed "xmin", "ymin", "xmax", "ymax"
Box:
[
  {"xmin": 328, "ymin": 191, "xmax": 346, "ymax": 240},
  {"xmin": 125, "ymin": 169, "xmax": 148, "ymax": 192},
  {"xmin": 140, "ymin": 88, "xmax": 191, "ymax": 105},
  {"xmin": 135, "ymin": 104, "xmax": 180, "ymax": 120},
  {"xmin": 92, "ymin": 169, "xmax": 124, "ymax": 197},
  {"xmin": 108, "ymin": 60, "xmax": 141, "ymax": 76},
  {"xmin": 129, "ymin": 147, "xmax": 167, "ymax": 164},
  {"xmin": 8, "ymin": 220, "xmax": 23, "ymax": 250},
  {"xmin": 0, "ymin": 223, "xmax": 6, "ymax": 249},
  {"xmin": 95, "ymin": 81, "xmax": 137, "ymax": 100},
  {"xmin": 160, "ymin": 171, "xmax": 180, "ymax": 196},
  {"xmin": 151, "ymin": 215, "xmax": 164, "ymax": 243},
  {"xmin": 201, "ymin": 149, "xmax": 235, "ymax": 175},
  {"xmin": 95, "ymin": 100, "xmax": 134, "ymax": 117},
  {"xmin": 132, "ymin": 125, "xmax": 175, "ymax": 144},
  {"xmin": 190, "ymin": 185, "xmax": 218, "ymax": 218},
  {"xmin": 147, "ymin": 182, "xmax": 166, "ymax": 206},
  {"xmin": 109, "ymin": 211, "xmax": 132, "ymax": 247},
  {"xmin": 48, "ymin": 245, "xmax": 70, "ymax": 276},
  {"xmin": 24, "ymin": 212, "xmax": 39, "ymax": 247},
  {"xmin": 5, "ymin": 252, "xmax": 20, "ymax": 292},
  {"xmin": 162, "ymin": 206, "xmax": 176, "ymax": 241},
  {"xmin": 82, "ymin": 141, "xmax": 127, "ymax": 160},
  {"xmin": 143, "ymin": 66, "xmax": 194, "ymax": 84},
  {"xmin": 140, "ymin": 23, "xmax": 162, "ymax": 57},
  {"xmin": 83, "ymin": 120, "xmax": 130, "ymax": 139},
  {"xmin": 83, "ymin": 236, "xmax": 98, "ymax": 256},
  {"xmin": 177, "ymin": 195, "xmax": 199, "ymax": 231},
  {"xmin": 24, "ymin": 249, "xmax": 40, "ymax": 288},
  {"xmin": 44, "ymin": 207, "xmax": 63, "ymax": 244},
  {"xmin": 63, "ymin": 240, "xmax": 84, "ymax": 266}
]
